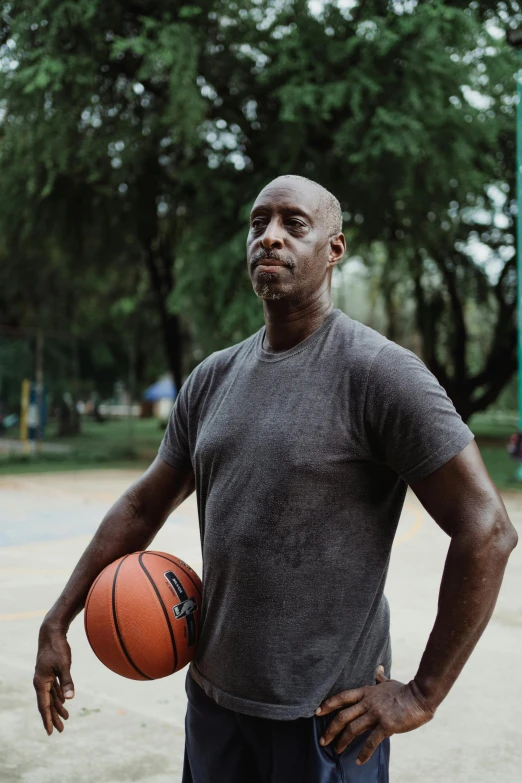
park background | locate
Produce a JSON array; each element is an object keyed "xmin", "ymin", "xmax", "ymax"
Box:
[
  {"xmin": 1, "ymin": 0, "xmax": 522, "ymax": 483},
  {"xmin": 1, "ymin": 2, "xmax": 521, "ymax": 783}
]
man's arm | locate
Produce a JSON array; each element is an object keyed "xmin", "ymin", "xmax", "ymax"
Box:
[
  {"xmin": 33, "ymin": 456, "xmax": 195, "ymax": 736},
  {"xmin": 404, "ymin": 439, "xmax": 517, "ymax": 709},
  {"xmin": 317, "ymin": 440, "xmax": 518, "ymax": 763}
]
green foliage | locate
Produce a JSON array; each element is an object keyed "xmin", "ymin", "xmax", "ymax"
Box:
[
  {"xmin": 0, "ymin": 0, "xmax": 520, "ymax": 418},
  {"xmin": 174, "ymin": 0, "xmax": 518, "ymax": 418},
  {"xmin": 0, "ymin": 337, "xmax": 33, "ymax": 410},
  {"xmin": 0, "ymin": 0, "xmax": 227, "ymax": 389}
]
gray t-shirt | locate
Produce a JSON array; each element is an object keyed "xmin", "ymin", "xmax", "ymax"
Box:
[{"xmin": 158, "ymin": 308, "xmax": 474, "ymax": 720}]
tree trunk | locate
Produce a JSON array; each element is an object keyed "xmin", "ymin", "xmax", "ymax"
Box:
[
  {"xmin": 143, "ymin": 246, "xmax": 183, "ymax": 392},
  {"xmin": 56, "ymin": 395, "xmax": 81, "ymax": 436},
  {"xmin": 136, "ymin": 157, "xmax": 184, "ymax": 393},
  {"xmin": 412, "ymin": 253, "xmax": 516, "ymax": 423}
]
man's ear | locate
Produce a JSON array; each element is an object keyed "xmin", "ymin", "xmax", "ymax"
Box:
[{"xmin": 328, "ymin": 232, "xmax": 346, "ymax": 267}]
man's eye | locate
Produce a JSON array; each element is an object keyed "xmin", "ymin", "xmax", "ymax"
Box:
[
  {"xmin": 287, "ymin": 219, "xmax": 304, "ymax": 228},
  {"xmin": 251, "ymin": 219, "xmax": 265, "ymax": 229}
]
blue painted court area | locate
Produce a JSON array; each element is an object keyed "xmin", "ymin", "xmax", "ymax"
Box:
[
  {"xmin": 0, "ymin": 470, "xmax": 520, "ymax": 783},
  {"xmin": 0, "ymin": 473, "xmax": 191, "ymax": 547},
  {"xmin": 0, "ymin": 469, "xmax": 203, "ymax": 783},
  {"xmin": 0, "ymin": 489, "xmax": 108, "ymax": 547}
]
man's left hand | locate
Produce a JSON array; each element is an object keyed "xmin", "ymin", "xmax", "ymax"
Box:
[{"xmin": 316, "ymin": 669, "xmax": 435, "ymax": 765}]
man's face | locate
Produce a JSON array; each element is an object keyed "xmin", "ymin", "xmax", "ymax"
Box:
[{"xmin": 246, "ymin": 179, "xmax": 345, "ymax": 302}]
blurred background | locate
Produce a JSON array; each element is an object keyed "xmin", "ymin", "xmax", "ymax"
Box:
[
  {"xmin": 1, "ymin": 0, "xmax": 522, "ymax": 483},
  {"xmin": 1, "ymin": 4, "xmax": 522, "ymax": 783}
]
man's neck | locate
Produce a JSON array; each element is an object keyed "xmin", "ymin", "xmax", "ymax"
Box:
[{"xmin": 262, "ymin": 300, "xmax": 335, "ymax": 354}]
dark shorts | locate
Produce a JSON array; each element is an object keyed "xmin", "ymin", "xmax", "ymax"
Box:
[{"xmin": 182, "ymin": 673, "xmax": 390, "ymax": 783}]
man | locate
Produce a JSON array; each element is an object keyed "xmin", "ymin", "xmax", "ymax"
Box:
[{"xmin": 34, "ymin": 175, "xmax": 518, "ymax": 782}]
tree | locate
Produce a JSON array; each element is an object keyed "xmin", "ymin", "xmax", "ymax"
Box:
[
  {"xmin": 0, "ymin": 0, "xmax": 243, "ymax": 389},
  {"xmin": 173, "ymin": 0, "xmax": 519, "ymax": 419},
  {"xmin": 1, "ymin": 0, "xmax": 520, "ymax": 421}
]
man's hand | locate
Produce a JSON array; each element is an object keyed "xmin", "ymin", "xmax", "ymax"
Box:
[
  {"xmin": 31, "ymin": 459, "xmax": 194, "ymax": 736},
  {"xmin": 33, "ymin": 621, "xmax": 75, "ymax": 735},
  {"xmin": 316, "ymin": 668, "xmax": 434, "ymax": 765}
]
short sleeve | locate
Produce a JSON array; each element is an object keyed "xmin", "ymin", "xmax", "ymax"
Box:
[
  {"xmin": 158, "ymin": 377, "xmax": 192, "ymax": 470},
  {"xmin": 364, "ymin": 343, "xmax": 475, "ymax": 484}
]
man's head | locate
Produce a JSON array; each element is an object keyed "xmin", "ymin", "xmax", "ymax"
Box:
[{"xmin": 246, "ymin": 175, "xmax": 346, "ymax": 303}]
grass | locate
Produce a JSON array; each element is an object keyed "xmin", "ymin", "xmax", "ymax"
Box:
[
  {"xmin": 52, "ymin": 417, "xmax": 164, "ymax": 459},
  {"xmin": 467, "ymin": 410, "xmax": 520, "ymax": 491},
  {"xmin": 474, "ymin": 444, "xmax": 520, "ymax": 491},
  {"xmin": 0, "ymin": 418, "xmax": 162, "ymax": 475},
  {"xmin": 467, "ymin": 410, "xmax": 518, "ymax": 440},
  {"xmin": 1, "ymin": 411, "xmax": 521, "ymax": 491}
]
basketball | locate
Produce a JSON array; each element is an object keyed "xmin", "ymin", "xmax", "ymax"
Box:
[{"xmin": 84, "ymin": 551, "xmax": 202, "ymax": 680}]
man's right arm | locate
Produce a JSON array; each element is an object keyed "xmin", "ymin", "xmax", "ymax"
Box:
[{"xmin": 33, "ymin": 456, "xmax": 195, "ymax": 736}]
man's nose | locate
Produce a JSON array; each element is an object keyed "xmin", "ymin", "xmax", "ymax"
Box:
[{"xmin": 260, "ymin": 220, "xmax": 284, "ymax": 250}]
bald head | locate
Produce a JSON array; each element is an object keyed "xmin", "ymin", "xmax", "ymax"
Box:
[
  {"xmin": 246, "ymin": 174, "xmax": 346, "ymax": 303},
  {"xmin": 268, "ymin": 174, "xmax": 343, "ymax": 237}
]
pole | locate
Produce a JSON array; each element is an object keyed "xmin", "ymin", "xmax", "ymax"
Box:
[
  {"xmin": 128, "ymin": 341, "xmax": 136, "ymax": 455},
  {"xmin": 506, "ymin": 32, "xmax": 522, "ymax": 478},
  {"xmin": 71, "ymin": 335, "xmax": 80, "ymax": 434},
  {"xmin": 20, "ymin": 379, "xmax": 30, "ymax": 454},
  {"xmin": 516, "ymin": 69, "xmax": 522, "ymax": 479},
  {"xmin": 35, "ymin": 330, "xmax": 44, "ymax": 451}
]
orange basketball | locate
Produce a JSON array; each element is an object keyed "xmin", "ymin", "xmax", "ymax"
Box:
[{"xmin": 84, "ymin": 550, "xmax": 202, "ymax": 680}]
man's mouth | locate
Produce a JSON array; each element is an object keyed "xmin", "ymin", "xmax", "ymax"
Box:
[{"xmin": 254, "ymin": 257, "xmax": 288, "ymax": 269}]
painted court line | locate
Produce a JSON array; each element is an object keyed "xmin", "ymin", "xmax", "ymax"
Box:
[
  {"xmin": 0, "ymin": 610, "xmax": 47, "ymax": 622},
  {"xmin": 0, "ymin": 567, "xmax": 71, "ymax": 574},
  {"xmin": 394, "ymin": 503, "xmax": 424, "ymax": 545}
]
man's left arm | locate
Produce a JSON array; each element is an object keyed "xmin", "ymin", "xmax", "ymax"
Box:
[{"xmin": 317, "ymin": 439, "xmax": 518, "ymax": 764}]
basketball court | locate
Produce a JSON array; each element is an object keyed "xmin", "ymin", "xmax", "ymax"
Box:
[{"xmin": 1, "ymin": 469, "xmax": 521, "ymax": 782}]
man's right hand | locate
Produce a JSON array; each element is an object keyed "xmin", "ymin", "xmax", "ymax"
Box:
[
  {"xmin": 31, "ymin": 458, "xmax": 195, "ymax": 736},
  {"xmin": 33, "ymin": 621, "xmax": 75, "ymax": 735}
]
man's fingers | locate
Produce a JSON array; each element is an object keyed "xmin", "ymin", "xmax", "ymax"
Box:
[
  {"xmin": 50, "ymin": 702, "xmax": 64, "ymax": 733},
  {"xmin": 53, "ymin": 680, "xmax": 65, "ymax": 703},
  {"xmin": 51, "ymin": 683, "xmax": 69, "ymax": 721},
  {"xmin": 327, "ymin": 702, "xmax": 367, "ymax": 742},
  {"xmin": 319, "ymin": 703, "xmax": 368, "ymax": 747},
  {"xmin": 58, "ymin": 666, "xmax": 75, "ymax": 700},
  {"xmin": 316, "ymin": 687, "xmax": 365, "ymax": 717},
  {"xmin": 334, "ymin": 725, "xmax": 356, "ymax": 754},
  {"xmin": 375, "ymin": 665, "xmax": 388, "ymax": 684},
  {"xmin": 356, "ymin": 727, "xmax": 387, "ymax": 766},
  {"xmin": 34, "ymin": 677, "xmax": 53, "ymax": 736},
  {"xmin": 348, "ymin": 713, "xmax": 375, "ymax": 737}
]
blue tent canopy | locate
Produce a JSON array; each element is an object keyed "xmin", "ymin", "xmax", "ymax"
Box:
[{"xmin": 143, "ymin": 377, "xmax": 177, "ymax": 401}]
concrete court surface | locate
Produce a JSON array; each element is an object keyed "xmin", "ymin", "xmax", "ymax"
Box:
[{"xmin": 0, "ymin": 469, "xmax": 520, "ymax": 783}]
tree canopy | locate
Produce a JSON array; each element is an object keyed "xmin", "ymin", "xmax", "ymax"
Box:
[{"xmin": 0, "ymin": 0, "xmax": 520, "ymax": 419}]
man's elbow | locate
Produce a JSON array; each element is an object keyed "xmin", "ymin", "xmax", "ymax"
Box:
[
  {"xmin": 487, "ymin": 507, "xmax": 518, "ymax": 559},
  {"xmin": 502, "ymin": 519, "xmax": 518, "ymax": 553}
]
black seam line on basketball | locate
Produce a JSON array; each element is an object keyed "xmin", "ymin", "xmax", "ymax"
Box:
[
  {"xmin": 145, "ymin": 552, "xmax": 202, "ymax": 602},
  {"xmin": 144, "ymin": 554, "xmax": 201, "ymax": 648},
  {"xmin": 138, "ymin": 552, "xmax": 179, "ymax": 675},
  {"xmin": 112, "ymin": 555, "xmax": 152, "ymax": 680},
  {"xmin": 84, "ymin": 568, "xmax": 106, "ymax": 651},
  {"xmin": 145, "ymin": 553, "xmax": 202, "ymax": 601}
]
